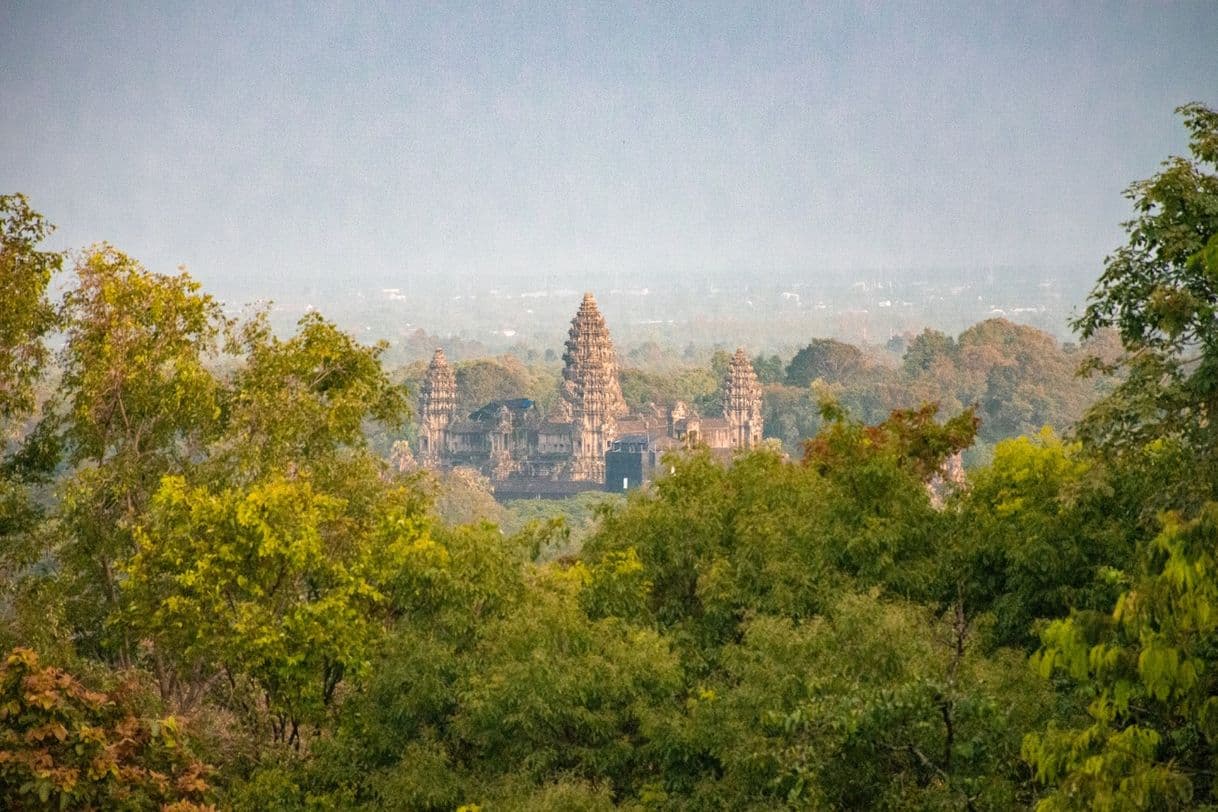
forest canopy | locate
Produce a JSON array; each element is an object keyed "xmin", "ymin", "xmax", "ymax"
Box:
[{"xmin": 1, "ymin": 104, "xmax": 1217, "ymax": 810}]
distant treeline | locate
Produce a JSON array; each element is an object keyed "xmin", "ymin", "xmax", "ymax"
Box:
[{"xmin": 395, "ymin": 317, "xmax": 1120, "ymax": 466}]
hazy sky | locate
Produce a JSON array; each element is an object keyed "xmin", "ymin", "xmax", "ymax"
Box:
[{"xmin": 2, "ymin": 2, "xmax": 1216, "ymax": 297}]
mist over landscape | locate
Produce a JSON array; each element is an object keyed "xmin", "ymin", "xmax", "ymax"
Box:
[
  {"xmin": 4, "ymin": 3, "xmax": 1218, "ymax": 811},
  {"xmin": 282, "ymin": 263, "xmax": 1094, "ymax": 364},
  {"xmin": 3, "ymin": 2, "xmax": 1215, "ymax": 347}
]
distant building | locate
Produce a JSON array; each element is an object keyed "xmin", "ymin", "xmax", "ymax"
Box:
[{"xmin": 417, "ymin": 293, "xmax": 765, "ymax": 498}]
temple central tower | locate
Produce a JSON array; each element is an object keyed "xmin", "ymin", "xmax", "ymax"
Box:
[
  {"xmin": 723, "ymin": 347, "xmax": 763, "ymax": 449},
  {"xmin": 419, "ymin": 348, "xmax": 457, "ymax": 466},
  {"xmin": 561, "ymin": 293, "xmax": 627, "ymax": 481}
]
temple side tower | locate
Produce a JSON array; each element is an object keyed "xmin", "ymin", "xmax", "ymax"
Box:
[
  {"xmin": 723, "ymin": 348, "xmax": 764, "ymax": 449},
  {"xmin": 562, "ymin": 293, "xmax": 627, "ymax": 481},
  {"xmin": 419, "ymin": 348, "xmax": 457, "ymax": 466}
]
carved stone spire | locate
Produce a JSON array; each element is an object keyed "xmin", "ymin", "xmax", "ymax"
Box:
[
  {"xmin": 723, "ymin": 347, "xmax": 764, "ymax": 449},
  {"xmin": 419, "ymin": 348, "xmax": 457, "ymax": 466},
  {"xmin": 561, "ymin": 292, "xmax": 626, "ymax": 480}
]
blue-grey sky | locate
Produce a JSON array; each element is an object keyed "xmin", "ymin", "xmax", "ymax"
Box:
[{"xmin": 2, "ymin": 2, "xmax": 1216, "ymax": 298}]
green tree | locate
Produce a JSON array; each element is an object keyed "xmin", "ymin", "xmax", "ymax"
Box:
[
  {"xmin": 904, "ymin": 328, "xmax": 957, "ymax": 375},
  {"xmin": 453, "ymin": 357, "xmax": 544, "ymax": 415},
  {"xmin": 449, "ymin": 565, "xmax": 681, "ymax": 798},
  {"xmin": 53, "ymin": 247, "xmax": 224, "ymax": 662},
  {"xmin": 1019, "ymin": 103, "xmax": 1218, "ymax": 811},
  {"xmin": 752, "ymin": 353, "xmax": 784, "ymax": 385},
  {"xmin": 708, "ymin": 348, "xmax": 732, "ymax": 381},
  {"xmin": 431, "ymin": 466, "xmax": 508, "ymax": 527},
  {"xmin": 951, "ymin": 431, "xmax": 1140, "ymax": 649},
  {"xmin": 585, "ymin": 447, "xmax": 837, "ymax": 654},
  {"xmin": 57, "ymin": 247, "xmax": 223, "ymax": 471},
  {"xmin": 617, "ymin": 366, "xmax": 718, "ymax": 413},
  {"xmin": 123, "ymin": 474, "xmax": 431, "ymax": 742},
  {"xmin": 218, "ymin": 311, "xmax": 408, "ymax": 485},
  {"xmin": 122, "ymin": 310, "xmax": 422, "ymax": 732},
  {"xmin": 246, "ymin": 523, "xmax": 528, "ymax": 808},
  {"xmin": 660, "ymin": 594, "xmax": 1051, "ymax": 808},
  {"xmin": 0, "ymin": 194, "xmax": 60, "ymax": 429},
  {"xmin": 1024, "ymin": 504, "xmax": 1218, "ymax": 809},
  {"xmin": 785, "ymin": 338, "xmax": 865, "ymax": 387},
  {"xmin": 585, "ymin": 403, "xmax": 973, "ymax": 662},
  {"xmin": 1073, "ymin": 103, "xmax": 1218, "ymax": 493},
  {"xmin": 0, "ymin": 195, "xmax": 63, "ymax": 654},
  {"xmin": 761, "ymin": 385, "xmax": 824, "ymax": 451}
]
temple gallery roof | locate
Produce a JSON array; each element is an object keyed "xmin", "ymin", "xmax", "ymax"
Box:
[{"xmin": 467, "ymin": 398, "xmax": 535, "ymax": 421}]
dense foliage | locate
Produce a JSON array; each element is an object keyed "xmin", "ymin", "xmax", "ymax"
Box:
[{"xmin": 1, "ymin": 103, "xmax": 1216, "ymax": 810}]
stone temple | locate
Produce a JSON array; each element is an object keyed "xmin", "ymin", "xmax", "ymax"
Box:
[{"xmin": 418, "ymin": 292, "xmax": 764, "ymax": 498}]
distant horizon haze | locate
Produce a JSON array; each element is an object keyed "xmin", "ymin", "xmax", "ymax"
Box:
[{"xmin": 2, "ymin": 2, "xmax": 1216, "ymax": 306}]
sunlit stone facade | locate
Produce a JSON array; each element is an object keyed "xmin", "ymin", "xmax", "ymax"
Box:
[{"xmin": 418, "ymin": 293, "xmax": 764, "ymax": 496}]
